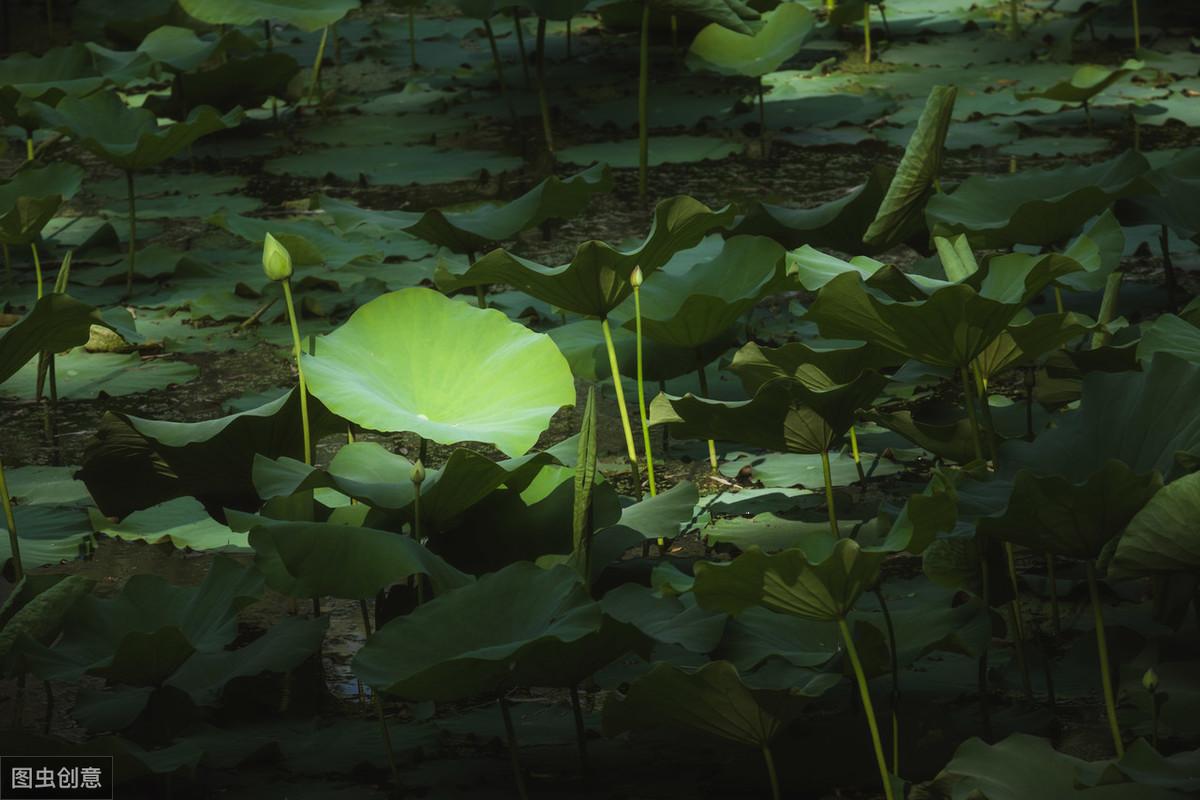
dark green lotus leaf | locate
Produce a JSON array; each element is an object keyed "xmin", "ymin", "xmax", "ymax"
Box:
[
  {"xmin": 0, "ymin": 44, "xmax": 135, "ymax": 128},
  {"xmin": 1058, "ymin": 209, "xmax": 1126, "ymax": 293},
  {"xmin": 0, "ymin": 576, "xmax": 94, "ymax": 665},
  {"xmin": 1014, "ymin": 60, "xmax": 1144, "ymax": 105},
  {"xmin": 89, "ymin": 497, "xmax": 247, "ymax": 551},
  {"xmin": 134, "ymin": 25, "xmax": 233, "ymax": 72},
  {"xmin": 1076, "ymin": 738, "xmax": 1200, "ymax": 793},
  {"xmin": 614, "ymin": 235, "xmax": 785, "ymax": 349},
  {"xmin": 178, "ymin": 0, "xmax": 359, "ymax": 31},
  {"xmin": 1116, "ymin": 148, "xmax": 1200, "ymax": 239},
  {"xmin": 302, "ymin": 289, "xmax": 575, "ymax": 457},
  {"xmin": 550, "ymin": 317, "xmax": 730, "ymax": 383},
  {"xmin": 703, "ymin": 514, "xmax": 837, "ymax": 552},
  {"xmin": 317, "ymin": 163, "xmax": 612, "ymax": 255},
  {"xmin": 0, "ymin": 162, "xmax": 85, "ymax": 245},
  {"xmin": 925, "ymin": 150, "xmax": 1153, "ymax": 249},
  {"xmin": 977, "ymin": 459, "xmax": 1162, "ymax": 560},
  {"xmin": 78, "ymin": 389, "xmax": 341, "ymax": 519},
  {"xmin": 1137, "ymin": 314, "xmax": 1200, "ymax": 365},
  {"xmin": 1109, "ymin": 471, "xmax": 1200, "ymax": 578},
  {"xmin": 863, "ymin": 85, "xmax": 957, "ymax": 250},
  {"xmin": 863, "ymin": 409, "xmax": 987, "ymax": 465},
  {"xmin": 650, "ymin": 370, "xmax": 888, "ymax": 454},
  {"xmin": 161, "ymin": 52, "xmax": 300, "ymax": 115},
  {"xmin": 435, "ymin": 195, "xmax": 737, "ymax": 318},
  {"xmin": 653, "ymin": 0, "xmax": 758, "ymax": 34},
  {"xmin": 935, "ymin": 734, "xmax": 1188, "ymax": 800},
  {"xmin": 693, "ymin": 538, "xmax": 885, "ymax": 621},
  {"xmin": 785, "ymin": 244, "xmax": 891, "ymax": 291},
  {"xmin": 871, "ymin": 471, "xmax": 959, "ymax": 555},
  {"xmin": 804, "ymin": 255, "xmax": 1081, "ymax": 368},
  {"xmin": 717, "ymin": 605, "xmax": 839, "ymax": 672},
  {"xmin": 601, "ymin": 660, "xmax": 834, "ymax": 747},
  {"xmin": 0, "ymin": 506, "xmax": 95, "ymax": 574},
  {"xmin": 973, "ymin": 311, "xmax": 1097, "ymax": 382},
  {"xmin": 353, "ymin": 562, "xmax": 646, "ymax": 700},
  {"xmin": 599, "ymin": 584, "xmax": 726, "ymax": 654},
  {"xmin": 522, "ymin": 0, "xmax": 592, "ymax": 20},
  {"xmin": 733, "ymin": 166, "xmax": 892, "ymax": 254},
  {"xmin": 35, "ymin": 91, "xmax": 242, "ymax": 172},
  {"xmin": 0, "ymin": 294, "xmax": 106, "ymax": 384},
  {"xmin": 728, "ymin": 339, "xmax": 899, "ymax": 395},
  {"xmin": 248, "ymin": 520, "xmax": 473, "ymax": 598},
  {"xmin": 209, "ymin": 210, "xmax": 384, "ymax": 269},
  {"xmin": 686, "ymin": 3, "xmax": 813, "ymax": 78}
]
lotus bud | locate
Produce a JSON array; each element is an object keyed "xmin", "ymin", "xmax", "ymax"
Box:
[
  {"xmin": 630, "ymin": 265, "xmax": 643, "ymax": 288},
  {"xmin": 1143, "ymin": 667, "xmax": 1159, "ymax": 693},
  {"xmin": 262, "ymin": 233, "xmax": 293, "ymax": 282},
  {"xmin": 410, "ymin": 459, "xmax": 426, "ymax": 487}
]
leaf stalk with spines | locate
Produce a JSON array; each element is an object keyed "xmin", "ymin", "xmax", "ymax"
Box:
[
  {"xmin": 308, "ymin": 25, "xmax": 331, "ymax": 108},
  {"xmin": 631, "ymin": 267, "xmax": 656, "ymax": 497},
  {"xmin": 600, "ymin": 317, "xmax": 643, "ymax": 500},
  {"xmin": 1086, "ymin": 561, "xmax": 1124, "ymax": 756},
  {"xmin": 838, "ymin": 617, "xmax": 896, "ymax": 800},
  {"xmin": 695, "ymin": 363, "xmax": 718, "ymax": 473}
]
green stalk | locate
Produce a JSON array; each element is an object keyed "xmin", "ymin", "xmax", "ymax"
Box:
[
  {"xmin": 959, "ymin": 365, "xmax": 984, "ymax": 463},
  {"xmin": 762, "ymin": 745, "xmax": 781, "ymax": 800},
  {"xmin": 1006, "ymin": 540, "xmax": 1033, "ymax": 701},
  {"xmin": 972, "ymin": 365, "xmax": 1000, "ymax": 468},
  {"xmin": 124, "ymin": 170, "xmax": 136, "ymax": 299},
  {"xmin": 863, "ymin": 2, "xmax": 871, "ymax": 64},
  {"xmin": 373, "ymin": 690, "xmax": 401, "ymax": 793},
  {"xmin": 1046, "ymin": 553, "xmax": 1060, "ymax": 636},
  {"xmin": 280, "ymin": 279, "xmax": 312, "ymax": 465},
  {"xmin": 3, "ymin": 244, "xmax": 11, "ymax": 286},
  {"xmin": 0, "ymin": 457, "xmax": 23, "ymax": 581},
  {"xmin": 695, "ymin": 363, "xmax": 719, "ymax": 473},
  {"xmin": 633, "ymin": 282, "xmax": 656, "ymax": 497},
  {"xmin": 500, "ymin": 695, "xmax": 530, "ymax": 800},
  {"xmin": 25, "ymin": 136, "xmax": 34, "ymax": 162},
  {"xmin": 820, "ymin": 449, "xmax": 840, "ymax": 538},
  {"xmin": 837, "ymin": 617, "xmax": 896, "ymax": 800},
  {"xmin": 1132, "ymin": 0, "xmax": 1140, "ymax": 51},
  {"xmin": 570, "ymin": 685, "xmax": 590, "ymax": 774},
  {"xmin": 534, "ymin": 17, "xmax": 554, "ymax": 153},
  {"xmin": 308, "ymin": 25, "xmax": 330, "ymax": 107},
  {"xmin": 848, "ymin": 425, "xmax": 866, "ymax": 483},
  {"xmin": 1009, "ymin": 0, "xmax": 1020, "ymax": 38},
  {"xmin": 30, "ymin": 242, "xmax": 43, "ymax": 300},
  {"xmin": 873, "ymin": 585, "xmax": 901, "ymax": 776},
  {"xmin": 513, "ymin": 9, "xmax": 530, "ymax": 86},
  {"xmin": 566, "ymin": 18, "xmax": 572, "ymax": 58},
  {"xmin": 483, "ymin": 20, "xmax": 516, "ymax": 123},
  {"xmin": 637, "ymin": 0, "xmax": 650, "ymax": 199},
  {"xmin": 757, "ymin": 76, "xmax": 766, "ymax": 142},
  {"xmin": 1085, "ymin": 561, "xmax": 1125, "ymax": 757},
  {"xmin": 409, "ymin": 7, "xmax": 417, "ymax": 70},
  {"xmin": 1091, "ymin": 272, "xmax": 1123, "ymax": 350},
  {"xmin": 600, "ymin": 318, "xmax": 643, "ymax": 499},
  {"xmin": 977, "ymin": 532, "xmax": 993, "ymax": 741}
]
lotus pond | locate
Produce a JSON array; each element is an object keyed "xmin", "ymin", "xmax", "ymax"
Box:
[{"xmin": 1, "ymin": 0, "xmax": 1199, "ymax": 798}]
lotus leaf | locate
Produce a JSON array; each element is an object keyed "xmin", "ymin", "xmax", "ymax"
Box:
[
  {"xmin": 651, "ymin": 0, "xmax": 758, "ymax": 35},
  {"xmin": 0, "ymin": 294, "xmax": 107, "ymax": 384},
  {"xmin": 209, "ymin": 210, "xmax": 385, "ymax": 269},
  {"xmin": 315, "ymin": 163, "xmax": 613, "ymax": 254},
  {"xmin": 353, "ymin": 562, "xmax": 646, "ymax": 700},
  {"xmin": 925, "ymin": 150, "xmax": 1153, "ymax": 248},
  {"xmin": 1110, "ymin": 471, "xmax": 1200, "ymax": 577},
  {"xmin": 89, "ymin": 497, "xmax": 247, "ymax": 551},
  {"xmin": 0, "ymin": 576, "xmax": 94, "ymax": 664},
  {"xmin": 0, "ymin": 350, "xmax": 199, "ymax": 402},
  {"xmin": 1014, "ymin": 60, "xmax": 1144, "ymax": 105},
  {"xmin": 599, "ymin": 585, "xmax": 726, "ymax": 654},
  {"xmin": 301, "ymin": 288, "xmax": 575, "ymax": 457},
  {"xmin": 1137, "ymin": 314, "xmax": 1200, "ymax": 365},
  {"xmin": 686, "ymin": 4, "xmax": 814, "ymax": 78},
  {"xmin": 728, "ymin": 339, "xmax": 899, "ymax": 394},
  {"xmin": 0, "ymin": 162, "xmax": 85, "ymax": 246},
  {"xmin": 434, "ymin": 195, "xmax": 737, "ymax": 318},
  {"xmin": 177, "ymin": 0, "xmax": 360, "ymax": 31}
]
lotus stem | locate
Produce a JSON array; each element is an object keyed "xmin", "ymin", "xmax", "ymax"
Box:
[
  {"xmin": 513, "ymin": 9, "xmax": 530, "ymax": 86},
  {"xmin": 1046, "ymin": 553, "xmax": 1060, "ymax": 635},
  {"xmin": 3, "ymin": 245, "xmax": 11, "ymax": 286},
  {"xmin": 374, "ymin": 690, "xmax": 402, "ymax": 793},
  {"xmin": 1006, "ymin": 540, "xmax": 1033, "ymax": 701},
  {"xmin": 0, "ymin": 457, "xmax": 23, "ymax": 581},
  {"xmin": 25, "ymin": 136, "xmax": 33, "ymax": 162},
  {"xmin": 977, "ymin": 532, "xmax": 993, "ymax": 741},
  {"xmin": 1082, "ymin": 98, "xmax": 1093, "ymax": 133},
  {"xmin": 757, "ymin": 76, "xmax": 766, "ymax": 142},
  {"xmin": 637, "ymin": 0, "xmax": 650, "ymax": 199},
  {"xmin": 632, "ymin": 282, "xmax": 656, "ymax": 497},
  {"xmin": 1009, "ymin": 0, "xmax": 1020, "ymax": 38},
  {"xmin": 600, "ymin": 318, "xmax": 643, "ymax": 500},
  {"xmin": 483, "ymin": 20, "xmax": 516, "ymax": 123},
  {"xmin": 566, "ymin": 18, "xmax": 572, "ymax": 59},
  {"xmin": 863, "ymin": 2, "xmax": 872, "ymax": 64},
  {"xmin": 570, "ymin": 685, "xmax": 590, "ymax": 774},
  {"xmin": 670, "ymin": 14, "xmax": 679, "ymax": 58},
  {"xmin": 762, "ymin": 744, "xmax": 781, "ymax": 800},
  {"xmin": 280, "ymin": 279, "xmax": 312, "ymax": 465},
  {"xmin": 534, "ymin": 17, "xmax": 554, "ymax": 153},
  {"xmin": 959, "ymin": 366, "xmax": 984, "ymax": 464},
  {"xmin": 849, "ymin": 426, "xmax": 866, "ymax": 483},
  {"xmin": 1132, "ymin": 0, "xmax": 1140, "ymax": 51},
  {"xmin": 124, "ymin": 170, "xmax": 136, "ymax": 299},
  {"xmin": 1159, "ymin": 225, "xmax": 1177, "ymax": 311},
  {"xmin": 308, "ymin": 25, "xmax": 330, "ymax": 107},
  {"xmin": 1053, "ymin": 286, "xmax": 1064, "ymax": 313},
  {"xmin": 826, "ymin": 0, "xmax": 834, "ymax": 11},
  {"xmin": 819, "ymin": 449, "xmax": 840, "ymax": 537},
  {"xmin": 500, "ymin": 695, "xmax": 530, "ymax": 800},
  {"xmin": 30, "ymin": 242, "xmax": 43, "ymax": 300},
  {"xmin": 873, "ymin": 586, "xmax": 901, "ymax": 775},
  {"xmin": 1085, "ymin": 561, "xmax": 1125, "ymax": 756},
  {"xmin": 837, "ymin": 617, "xmax": 895, "ymax": 800},
  {"xmin": 695, "ymin": 364, "xmax": 719, "ymax": 473},
  {"xmin": 1090, "ymin": 271, "xmax": 1123, "ymax": 350},
  {"xmin": 409, "ymin": 8, "xmax": 417, "ymax": 70},
  {"xmin": 42, "ymin": 680, "xmax": 52, "ymax": 735},
  {"xmin": 659, "ymin": 380, "xmax": 669, "ymax": 454}
]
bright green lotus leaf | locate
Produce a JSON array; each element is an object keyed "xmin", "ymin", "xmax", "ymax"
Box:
[
  {"xmin": 601, "ymin": 660, "xmax": 835, "ymax": 747},
  {"xmin": 178, "ymin": 0, "xmax": 359, "ymax": 31},
  {"xmin": 0, "ymin": 162, "xmax": 85, "ymax": 245},
  {"xmin": 925, "ymin": 150, "xmax": 1153, "ymax": 249},
  {"xmin": 977, "ymin": 459, "xmax": 1162, "ymax": 561},
  {"xmin": 728, "ymin": 339, "xmax": 899, "ymax": 395},
  {"xmin": 599, "ymin": 585, "xmax": 726, "ymax": 654},
  {"xmin": 733, "ymin": 165, "xmax": 892, "ymax": 254},
  {"xmin": 89, "ymin": 497, "xmax": 247, "ymax": 551},
  {"xmin": 248, "ymin": 520, "xmax": 473, "ymax": 599},
  {"xmin": 0, "ymin": 294, "xmax": 107, "ymax": 384},
  {"xmin": 650, "ymin": 370, "xmax": 888, "ymax": 454},
  {"xmin": 1109, "ymin": 471, "xmax": 1200, "ymax": 577},
  {"xmin": 435, "ymin": 195, "xmax": 737, "ymax": 318},
  {"xmin": 78, "ymin": 389, "xmax": 341, "ymax": 519},
  {"xmin": 863, "ymin": 85, "xmax": 957, "ymax": 250},
  {"xmin": 935, "ymin": 734, "xmax": 1189, "ymax": 800},
  {"xmin": 1014, "ymin": 60, "xmax": 1144, "ymax": 105},
  {"xmin": 315, "ymin": 163, "xmax": 613, "ymax": 255},
  {"xmin": 686, "ymin": 4, "xmax": 814, "ymax": 78},
  {"xmin": 35, "ymin": 91, "xmax": 242, "ymax": 172},
  {"xmin": 1137, "ymin": 314, "xmax": 1200, "ymax": 366},
  {"xmin": 353, "ymin": 562, "xmax": 645, "ymax": 701},
  {"xmin": 804, "ymin": 255, "xmax": 1082, "ymax": 368},
  {"xmin": 614, "ymin": 235, "xmax": 784, "ymax": 349},
  {"xmin": 694, "ymin": 538, "xmax": 884, "ymax": 621},
  {"xmin": 0, "ymin": 576, "xmax": 94, "ymax": 664},
  {"xmin": 302, "ymin": 289, "xmax": 575, "ymax": 457}
]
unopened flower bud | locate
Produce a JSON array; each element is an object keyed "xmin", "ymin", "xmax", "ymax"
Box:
[
  {"xmin": 262, "ymin": 232, "xmax": 293, "ymax": 281},
  {"xmin": 1143, "ymin": 667, "xmax": 1159, "ymax": 693},
  {"xmin": 630, "ymin": 265, "xmax": 643, "ymax": 288},
  {"xmin": 410, "ymin": 459, "xmax": 426, "ymax": 486}
]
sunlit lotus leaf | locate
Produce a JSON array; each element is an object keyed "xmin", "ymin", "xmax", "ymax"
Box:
[
  {"xmin": 550, "ymin": 318, "xmax": 730, "ymax": 383},
  {"xmin": 925, "ymin": 150, "xmax": 1153, "ymax": 249},
  {"xmin": 1109, "ymin": 471, "xmax": 1200, "ymax": 578},
  {"xmin": 686, "ymin": 4, "xmax": 814, "ymax": 78},
  {"xmin": 435, "ymin": 196, "xmax": 737, "ymax": 318},
  {"xmin": 302, "ymin": 289, "xmax": 575, "ymax": 457},
  {"xmin": 693, "ymin": 538, "xmax": 884, "ymax": 622},
  {"xmin": 35, "ymin": 91, "xmax": 242, "ymax": 172},
  {"xmin": 315, "ymin": 163, "xmax": 613, "ymax": 255},
  {"xmin": 178, "ymin": 0, "xmax": 360, "ymax": 31},
  {"xmin": 89, "ymin": 497, "xmax": 248, "ymax": 551},
  {"xmin": 0, "ymin": 162, "xmax": 85, "ymax": 245},
  {"xmin": 353, "ymin": 563, "xmax": 646, "ymax": 700},
  {"xmin": 863, "ymin": 85, "xmax": 957, "ymax": 250},
  {"xmin": 1014, "ymin": 60, "xmax": 1144, "ymax": 105}
]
